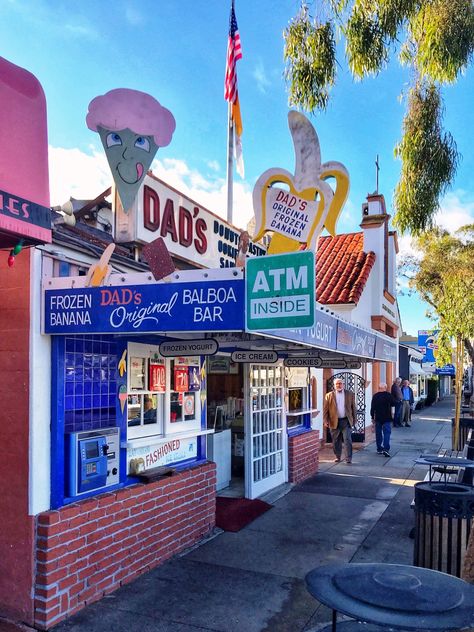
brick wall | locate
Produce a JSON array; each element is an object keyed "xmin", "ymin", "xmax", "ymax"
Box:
[
  {"xmin": 288, "ymin": 430, "xmax": 319, "ymax": 484},
  {"xmin": 34, "ymin": 462, "xmax": 216, "ymax": 630}
]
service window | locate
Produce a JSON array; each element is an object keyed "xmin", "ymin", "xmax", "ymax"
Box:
[
  {"xmin": 286, "ymin": 367, "xmax": 310, "ymax": 429},
  {"xmin": 127, "ymin": 343, "xmax": 165, "ymax": 439},
  {"xmin": 167, "ymin": 357, "xmax": 201, "ymax": 433}
]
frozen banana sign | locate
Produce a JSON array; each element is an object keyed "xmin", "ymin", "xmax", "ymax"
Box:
[
  {"xmin": 43, "ymin": 279, "xmax": 244, "ymax": 334},
  {"xmin": 265, "ymin": 188, "xmax": 315, "ymax": 243},
  {"xmin": 252, "ymin": 111, "xmax": 350, "ymax": 254}
]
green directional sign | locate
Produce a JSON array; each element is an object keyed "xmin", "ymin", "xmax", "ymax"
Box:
[{"xmin": 245, "ymin": 251, "xmax": 315, "ymax": 331}]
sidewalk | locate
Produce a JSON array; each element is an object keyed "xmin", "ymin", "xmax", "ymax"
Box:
[{"xmin": 2, "ymin": 397, "xmax": 457, "ymax": 632}]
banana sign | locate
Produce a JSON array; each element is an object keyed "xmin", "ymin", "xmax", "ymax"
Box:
[{"xmin": 252, "ymin": 111, "xmax": 349, "ymax": 254}]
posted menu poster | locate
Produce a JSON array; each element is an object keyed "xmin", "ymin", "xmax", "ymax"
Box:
[{"xmin": 149, "ymin": 363, "xmax": 165, "ymax": 392}]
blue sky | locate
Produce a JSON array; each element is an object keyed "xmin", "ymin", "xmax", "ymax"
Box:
[{"xmin": 2, "ymin": 0, "xmax": 473, "ymax": 336}]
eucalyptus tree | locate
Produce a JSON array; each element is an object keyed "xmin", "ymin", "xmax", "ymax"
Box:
[
  {"xmin": 399, "ymin": 225, "xmax": 474, "ymax": 443},
  {"xmin": 284, "ymin": 1, "xmax": 474, "ymax": 235}
]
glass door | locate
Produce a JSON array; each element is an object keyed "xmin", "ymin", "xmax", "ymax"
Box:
[{"xmin": 245, "ymin": 363, "xmax": 287, "ymax": 499}]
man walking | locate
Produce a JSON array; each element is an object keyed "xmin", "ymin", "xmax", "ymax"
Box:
[
  {"xmin": 391, "ymin": 377, "xmax": 403, "ymax": 427},
  {"xmin": 370, "ymin": 383, "xmax": 395, "ymax": 457},
  {"xmin": 401, "ymin": 379, "xmax": 415, "ymax": 427},
  {"xmin": 323, "ymin": 378, "xmax": 357, "ymax": 464}
]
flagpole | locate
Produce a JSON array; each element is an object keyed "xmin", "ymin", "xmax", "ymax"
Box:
[{"xmin": 226, "ymin": 102, "xmax": 234, "ymax": 224}]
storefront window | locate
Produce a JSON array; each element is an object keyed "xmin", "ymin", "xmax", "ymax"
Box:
[
  {"xmin": 127, "ymin": 343, "xmax": 165, "ymax": 439},
  {"xmin": 286, "ymin": 367, "xmax": 311, "ymax": 430},
  {"xmin": 127, "ymin": 393, "xmax": 161, "ymax": 429},
  {"xmin": 126, "ymin": 345, "xmax": 201, "ymax": 439},
  {"xmin": 168, "ymin": 358, "xmax": 201, "ymax": 431}
]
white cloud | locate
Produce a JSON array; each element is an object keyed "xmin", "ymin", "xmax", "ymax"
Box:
[
  {"xmin": 394, "ymin": 190, "xmax": 474, "ymax": 260},
  {"xmin": 253, "ymin": 60, "xmax": 271, "ymax": 94},
  {"xmin": 435, "ymin": 190, "xmax": 474, "ymax": 231},
  {"xmin": 48, "ymin": 146, "xmax": 111, "ymax": 206},
  {"xmin": 153, "ymin": 157, "xmax": 253, "ymax": 230},
  {"xmin": 207, "ymin": 160, "xmax": 220, "ymax": 172},
  {"xmin": 396, "ymin": 233, "xmax": 417, "ymax": 259},
  {"xmin": 48, "ymin": 145, "xmax": 255, "ymax": 230}
]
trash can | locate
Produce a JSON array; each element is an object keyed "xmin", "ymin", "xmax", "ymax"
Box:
[
  {"xmin": 452, "ymin": 416, "xmax": 474, "ymax": 451},
  {"xmin": 413, "ymin": 481, "xmax": 474, "ymax": 577}
]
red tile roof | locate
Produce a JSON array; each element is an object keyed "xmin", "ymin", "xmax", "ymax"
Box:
[{"xmin": 316, "ymin": 232, "xmax": 376, "ymax": 305}]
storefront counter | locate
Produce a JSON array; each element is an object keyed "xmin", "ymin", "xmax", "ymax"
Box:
[{"xmin": 207, "ymin": 429, "xmax": 231, "ymax": 490}]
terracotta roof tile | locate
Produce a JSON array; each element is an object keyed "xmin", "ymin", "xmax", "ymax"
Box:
[{"xmin": 316, "ymin": 233, "xmax": 375, "ymax": 305}]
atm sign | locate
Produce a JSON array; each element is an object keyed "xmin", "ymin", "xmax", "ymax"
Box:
[{"xmin": 245, "ymin": 251, "xmax": 315, "ymax": 331}]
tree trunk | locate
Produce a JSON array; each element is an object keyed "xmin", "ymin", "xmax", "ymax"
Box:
[{"xmin": 453, "ymin": 336, "xmax": 464, "ymax": 449}]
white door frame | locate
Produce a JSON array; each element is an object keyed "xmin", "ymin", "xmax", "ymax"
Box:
[{"xmin": 244, "ymin": 362, "xmax": 287, "ymax": 499}]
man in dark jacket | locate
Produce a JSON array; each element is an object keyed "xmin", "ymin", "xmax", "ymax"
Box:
[
  {"xmin": 391, "ymin": 377, "xmax": 403, "ymax": 427},
  {"xmin": 371, "ymin": 383, "xmax": 396, "ymax": 457}
]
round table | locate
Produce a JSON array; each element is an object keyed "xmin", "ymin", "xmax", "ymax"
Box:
[
  {"xmin": 414, "ymin": 455, "xmax": 474, "ymax": 485},
  {"xmin": 305, "ymin": 563, "xmax": 474, "ymax": 631}
]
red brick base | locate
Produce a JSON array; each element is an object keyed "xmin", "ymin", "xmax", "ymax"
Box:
[
  {"xmin": 288, "ymin": 429, "xmax": 319, "ymax": 483},
  {"xmin": 34, "ymin": 462, "xmax": 216, "ymax": 630}
]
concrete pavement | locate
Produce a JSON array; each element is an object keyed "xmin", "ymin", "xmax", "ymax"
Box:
[{"xmin": 1, "ymin": 396, "xmax": 457, "ymax": 632}]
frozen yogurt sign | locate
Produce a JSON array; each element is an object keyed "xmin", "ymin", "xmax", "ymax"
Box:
[{"xmin": 252, "ymin": 111, "xmax": 349, "ymax": 255}]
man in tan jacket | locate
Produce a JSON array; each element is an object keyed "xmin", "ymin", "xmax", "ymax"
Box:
[{"xmin": 323, "ymin": 378, "xmax": 357, "ymax": 464}]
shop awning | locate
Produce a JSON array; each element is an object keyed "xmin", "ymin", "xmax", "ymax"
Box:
[
  {"xmin": 42, "ymin": 267, "xmax": 398, "ymax": 363},
  {"xmin": 409, "ymin": 361, "xmax": 428, "ymax": 376}
]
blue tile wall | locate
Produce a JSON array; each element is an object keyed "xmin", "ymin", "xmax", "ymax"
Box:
[{"xmin": 64, "ymin": 336, "xmax": 117, "ymax": 433}]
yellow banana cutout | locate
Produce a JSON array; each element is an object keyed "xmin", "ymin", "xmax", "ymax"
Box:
[
  {"xmin": 252, "ymin": 111, "xmax": 350, "ymax": 254},
  {"xmin": 118, "ymin": 349, "xmax": 127, "ymax": 377},
  {"xmin": 85, "ymin": 243, "xmax": 116, "ymax": 287}
]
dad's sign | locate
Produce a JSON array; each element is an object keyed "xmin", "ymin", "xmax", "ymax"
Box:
[
  {"xmin": 245, "ymin": 251, "xmax": 315, "ymax": 331},
  {"xmin": 43, "ymin": 279, "xmax": 244, "ymax": 334}
]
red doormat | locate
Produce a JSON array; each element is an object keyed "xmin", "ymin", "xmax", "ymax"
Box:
[{"xmin": 215, "ymin": 496, "xmax": 272, "ymax": 532}]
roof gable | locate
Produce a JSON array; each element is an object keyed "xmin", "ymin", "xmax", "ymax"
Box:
[{"xmin": 316, "ymin": 232, "xmax": 375, "ymax": 305}]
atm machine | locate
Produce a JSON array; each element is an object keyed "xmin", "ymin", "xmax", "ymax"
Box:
[{"xmin": 68, "ymin": 427, "xmax": 120, "ymax": 498}]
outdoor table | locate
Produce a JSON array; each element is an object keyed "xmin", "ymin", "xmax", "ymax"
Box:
[
  {"xmin": 414, "ymin": 455, "xmax": 474, "ymax": 485},
  {"xmin": 305, "ymin": 562, "xmax": 474, "ymax": 632}
]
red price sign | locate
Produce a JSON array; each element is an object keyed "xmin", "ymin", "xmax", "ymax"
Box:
[
  {"xmin": 149, "ymin": 363, "xmax": 165, "ymax": 392},
  {"xmin": 174, "ymin": 367, "xmax": 189, "ymax": 392}
]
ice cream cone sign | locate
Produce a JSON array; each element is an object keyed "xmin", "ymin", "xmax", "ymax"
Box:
[
  {"xmin": 118, "ymin": 384, "xmax": 127, "ymax": 414},
  {"xmin": 86, "ymin": 88, "xmax": 175, "ymax": 213},
  {"xmin": 252, "ymin": 111, "xmax": 349, "ymax": 254}
]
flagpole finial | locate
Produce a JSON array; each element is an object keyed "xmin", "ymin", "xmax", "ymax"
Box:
[{"xmin": 375, "ymin": 154, "xmax": 380, "ymax": 194}]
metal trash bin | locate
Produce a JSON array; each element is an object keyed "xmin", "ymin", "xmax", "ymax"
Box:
[
  {"xmin": 413, "ymin": 481, "xmax": 474, "ymax": 577},
  {"xmin": 452, "ymin": 416, "xmax": 474, "ymax": 451}
]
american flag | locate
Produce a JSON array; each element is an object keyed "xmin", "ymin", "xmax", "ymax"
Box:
[{"xmin": 224, "ymin": 1, "xmax": 242, "ymax": 104}]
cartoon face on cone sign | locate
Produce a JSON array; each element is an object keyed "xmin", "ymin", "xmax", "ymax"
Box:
[{"xmin": 86, "ymin": 88, "xmax": 176, "ymax": 212}]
